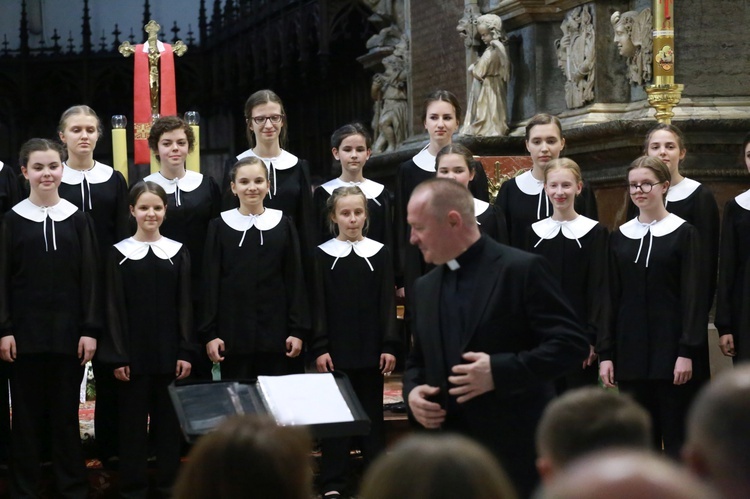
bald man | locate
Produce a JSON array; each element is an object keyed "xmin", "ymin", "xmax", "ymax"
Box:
[{"xmin": 403, "ymin": 178, "xmax": 588, "ymax": 497}]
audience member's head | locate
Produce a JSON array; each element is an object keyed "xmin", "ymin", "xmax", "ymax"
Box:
[
  {"xmin": 172, "ymin": 415, "xmax": 313, "ymax": 499},
  {"xmin": 535, "ymin": 387, "xmax": 652, "ymax": 481},
  {"xmin": 683, "ymin": 363, "xmax": 750, "ymax": 499},
  {"xmin": 537, "ymin": 449, "xmax": 719, "ymax": 499},
  {"xmin": 360, "ymin": 433, "xmax": 517, "ymax": 499}
]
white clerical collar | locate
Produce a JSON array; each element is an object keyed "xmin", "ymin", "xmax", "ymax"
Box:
[
  {"xmin": 221, "ymin": 207, "xmax": 283, "ymax": 247},
  {"xmin": 666, "ymin": 177, "xmax": 700, "ymax": 204},
  {"xmin": 735, "ymin": 189, "xmax": 750, "ymax": 210},
  {"xmin": 114, "ymin": 236, "xmax": 182, "ymax": 263},
  {"xmin": 619, "ymin": 213, "xmax": 685, "ymax": 239},
  {"xmin": 532, "ymin": 215, "xmax": 598, "ymax": 240},
  {"xmin": 515, "ymin": 170, "xmax": 544, "ymax": 195},
  {"xmin": 412, "ymin": 145, "xmax": 436, "ymax": 172},
  {"xmin": 446, "ymin": 259, "xmax": 460, "ymax": 271},
  {"xmin": 319, "ymin": 237, "xmax": 383, "ymax": 271},
  {"xmin": 61, "ymin": 161, "xmax": 114, "ymax": 185},
  {"xmin": 145, "ymin": 170, "xmax": 203, "ymax": 194},
  {"xmin": 236, "ymin": 148, "xmax": 298, "ymax": 170},
  {"xmin": 321, "ymin": 178, "xmax": 385, "ymax": 199},
  {"xmin": 474, "ymin": 198, "xmax": 489, "ymax": 217},
  {"xmin": 13, "ymin": 198, "xmax": 77, "ymax": 222}
]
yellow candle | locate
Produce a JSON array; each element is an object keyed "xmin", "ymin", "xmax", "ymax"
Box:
[
  {"xmin": 111, "ymin": 128, "xmax": 128, "ymax": 184},
  {"xmin": 186, "ymin": 124, "xmax": 200, "ymax": 172}
]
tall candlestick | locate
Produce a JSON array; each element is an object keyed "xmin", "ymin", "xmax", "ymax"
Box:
[
  {"xmin": 185, "ymin": 111, "xmax": 200, "ymax": 172},
  {"xmin": 111, "ymin": 115, "xmax": 128, "ymax": 184},
  {"xmin": 646, "ymin": 0, "xmax": 682, "ymax": 123}
]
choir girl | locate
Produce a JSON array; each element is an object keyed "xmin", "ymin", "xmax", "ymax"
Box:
[
  {"xmin": 313, "ymin": 123, "xmax": 394, "ymax": 251},
  {"xmin": 200, "ymin": 157, "xmax": 310, "ymax": 379},
  {"xmin": 100, "ymin": 181, "xmax": 194, "ymax": 498},
  {"xmin": 0, "ymin": 138, "xmax": 100, "ymax": 497},
  {"xmin": 435, "ymin": 143, "xmax": 508, "ymax": 243},
  {"xmin": 58, "ymin": 104, "xmax": 129, "ymax": 465},
  {"xmin": 599, "ymin": 156, "xmax": 709, "ymax": 458},
  {"xmin": 525, "ymin": 158, "xmax": 607, "ymax": 392},
  {"xmin": 311, "ymin": 185, "xmax": 398, "ymax": 499},
  {"xmin": 715, "ymin": 132, "xmax": 750, "ymax": 361},
  {"xmin": 496, "ymin": 113, "xmax": 598, "ymax": 247},
  {"xmin": 634, "ymin": 124, "xmax": 719, "ymax": 309}
]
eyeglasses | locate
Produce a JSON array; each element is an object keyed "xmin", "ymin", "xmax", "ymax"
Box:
[
  {"xmin": 249, "ymin": 114, "xmax": 284, "ymax": 125},
  {"xmin": 628, "ymin": 182, "xmax": 663, "ymax": 193}
]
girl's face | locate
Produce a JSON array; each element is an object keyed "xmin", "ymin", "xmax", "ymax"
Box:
[
  {"xmin": 424, "ymin": 100, "xmax": 458, "ymax": 144},
  {"xmin": 131, "ymin": 192, "xmax": 166, "ymax": 234},
  {"xmin": 436, "ymin": 153, "xmax": 475, "ymax": 188},
  {"xmin": 545, "ymin": 168, "xmax": 582, "ymax": 212},
  {"xmin": 333, "ymin": 134, "xmax": 371, "ymax": 175},
  {"xmin": 745, "ymin": 142, "xmax": 750, "ymax": 173},
  {"xmin": 22, "ymin": 149, "xmax": 63, "ymax": 194},
  {"xmin": 249, "ymin": 102, "xmax": 284, "ymax": 146},
  {"xmin": 59, "ymin": 114, "xmax": 99, "ymax": 157},
  {"xmin": 333, "ymin": 194, "xmax": 366, "ymax": 242},
  {"xmin": 157, "ymin": 129, "xmax": 189, "ymax": 169},
  {"xmin": 646, "ymin": 129, "xmax": 685, "ymax": 174},
  {"xmin": 526, "ymin": 123, "xmax": 565, "ymax": 168},
  {"xmin": 231, "ymin": 163, "xmax": 269, "ymax": 210},
  {"xmin": 628, "ymin": 167, "xmax": 668, "ymax": 212}
]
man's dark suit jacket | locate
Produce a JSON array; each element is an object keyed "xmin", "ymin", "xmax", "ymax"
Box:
[{"xmin": 403, "ymin": 237, "xmax": 589, "ymax": 497}]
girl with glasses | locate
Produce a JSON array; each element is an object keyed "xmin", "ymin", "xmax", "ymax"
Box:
[{"xmin": 599, "ymin": 156, "xmax": 709, "ymax": 458}]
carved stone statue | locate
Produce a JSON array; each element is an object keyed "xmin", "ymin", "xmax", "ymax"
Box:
[
  {"xmin": 456, "ymin": 4, "xmax": 481, "ymax": 49},
  {"xmin": 461, "ymin": 14, "xmax": 510, "ymax": 137},
  {"xmin": 371, "ymin": 39, "xmax": 409, "ymax": 153},
  {"xmin": 611, "ymin": 9, "xmax": 653, "ymax": 86},
  {"xmin": 555, "ymin": 5, "xmax": 595, "ymax": 109}
]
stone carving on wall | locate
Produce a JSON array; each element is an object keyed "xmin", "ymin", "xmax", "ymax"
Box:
[
  {"xmin": 460, "ymin": 14, "xmax": 510, "ymax": 137},
  {"xmin": 555, "ymin": 5, "xmax": 595, "ymax": 109},
  {"xmin": 456, "ymin": 4, "xmax": 481, "ymax": 49},
  {"xmin": 611, "ymin": 9, "xmax": 653, "ymax": 86},
  {"xmin": 371, "ymin": 37, "xmax": 409, "ymax": 153}
]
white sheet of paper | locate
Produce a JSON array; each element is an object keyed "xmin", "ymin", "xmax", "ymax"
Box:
[{"xmin": 257, "ymin": 373, "xmax": 355, "ymax": 426}]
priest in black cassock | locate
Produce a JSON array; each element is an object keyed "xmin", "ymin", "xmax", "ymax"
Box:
[{"xmin": 403, "ymin": 178, "xmax": 589, "ymax": 498}]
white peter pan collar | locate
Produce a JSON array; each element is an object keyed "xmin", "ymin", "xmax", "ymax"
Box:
[
  {"xmin": 114, "ymin": 236, "xmax": 182, "ymax": 264},
  {"xmin": 221, "ymin": 207, "xmax": 283, "ymax": 246},
  {"xmin": 0, "ymin": 161, "xmax": 4, "ymax": 172},
  {"xmin": 735, "ymin": 189, "xmax": 750, "ymax": 210},
  {"xmin": 532, "ymin": 215, "xmax": 598, "ymax": 248},
  {"xmin": 666, "ymin": 177, "xmax": 700, "ymax": 204},
  {"xmin": 145, "ymin": 170, "xmax": 203, "ymax": 194},
  {"xmin": 61, "ymin": 161, "xmax": 113, "ymax": 185},
  {"xmin": 515, "ymin": 170, "xmax": 544, "ymax": 195},
  {"xmin": 321, "ymin": 178, "xmax": 385, "ymax": 199},
  {"xmin": 236, "ymin": 148, "xmax": 298, "ymax": 170},
  {"xmin": 12, "ymin": 198, "xmax": 78, "ymax": 252},
  {"xmin": 412, "ymin": 145, "xmax": 436, "ymax": 172},
  {"xmin": 619, "ymin": 213, "xmax": 685, "ymax": 239},
  {"xmin": 474, "ymin": 198, "xmax": 490, "ymax": 217},
  {"xmin": 319, "ymin": 237, "xmax": 383, "ymax": 271}
]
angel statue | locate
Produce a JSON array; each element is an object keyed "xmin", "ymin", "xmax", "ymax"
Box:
[{"xmin": 611, "ymin": 9, "xmax": 653, "ymax": 86}]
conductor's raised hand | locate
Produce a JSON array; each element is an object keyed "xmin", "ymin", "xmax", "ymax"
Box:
[
  {"xmin": 407, "ymin": 384, "xmax": 446, "ymax": 429},
  {"xmin": 0, "ymin": 335, "xmax": 16, "ymax": 363},
  {"xmin": 285, "ymin": 336, "xmax": 302, "ymax": 358},
  {"xmin": 206, "ymin": 338, "xmax": 225, "ymax": 363},
  {"xmin": 78, "ymin": 336, "xmax": 97, "ymax": 365},
  {"xmin": 316, "ymin": 353, "xmax": 334, "ymax": 373},
  {"xmin": 448, "ymin": 352, "xmax": 494, "ymax": 404}
]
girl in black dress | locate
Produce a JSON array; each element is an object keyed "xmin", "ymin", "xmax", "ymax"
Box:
[
  {"xmin": 312, "ymin": 186, "xmax": 398, "ymax": 499},
  {"xmin": 496, "ymin": 113, "xmax": 597, "ymax": 247},
  {"xmin": 101, "ymin": 181, "xmax": 194, "ymax": 498},
  {"xmin": 313, "ymin": 123, "xmax": 393, "ymax": 250},
  {"xmin": 58, "ymin": 104, "xmax": 130, "ymax": 465},
  {"xmin": 715, "ymin": 132, "xmax": 750, "ymax": 361},
  {"xmin": 200, "ymin": 157, "xmax": 310, "ymax": 379},
  {"xmin": 0, "ymin": 138, "xmax": 99, "ymax": 497},
  {"xmin": 525, "ymin": 158, "xmax": 607, "ymax": 392},
  {"xmin": 599, "ymin": 156, "xmax": 709, "ymax": 458}
]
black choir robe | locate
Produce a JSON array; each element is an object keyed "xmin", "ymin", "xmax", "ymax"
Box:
[
  {"xmin": 496, "ymin": 169, "xmax": 598, "ymax": 248},
  {"xmin": 716, "ymin": 191, "xmax": 750, "ymax": 360},
  {"xmin": 144, "ymin": 170, "xmax": 221, "ymax": 299},
  {"xmin": 312, "ymin": 178, "xmax": 395, "ymax": 251},
  {"xmin": 199, "ymin": 208, "xmax": 311, "ymax": 355},
  {"xmin": 100, "ymin": 237, "xmax": 195, "ymax": 372},
  {"xmin": 626, "ymin": 178, "xmax": 719, "ymax": 309},
  {"xmin": 59, "ymin": 161, "xmax": 130, "ymax": 258},
  {"xmin": 404, "ymin": 235, "xmax": 588, "ymax": 496},
  {"xmin": 599, "ymin": 214, "xmax": 709, "ymax": 381},
  {"xmin": 0, "ymin": 161, "xmax": 21, "ymax": 214}
]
